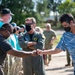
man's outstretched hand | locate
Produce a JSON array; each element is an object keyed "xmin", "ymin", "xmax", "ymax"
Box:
[
  {"xmin": 36, "ymin": 49, "xmax": 43, "ymax": 55},
  {"xmin": 32, "ymin": 50, "xmax": 38, "ymax": 56}
]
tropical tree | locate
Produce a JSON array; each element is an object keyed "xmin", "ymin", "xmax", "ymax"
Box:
[
  {"xmin": 36, "ymin": 0, "xmax": 50, "ymax": 25},
  {"xmin": 58, "ymin": 0, "xmax": 75, "ymax": 14},
  {"xmin": 47, "ymin": 0, "xmax": 62, "ymax": 26},
  {"xmin": 0, "ymin": 0, "xmax": 35, "ymax": 25}
]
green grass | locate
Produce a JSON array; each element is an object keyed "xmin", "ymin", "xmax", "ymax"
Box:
[{"xmin": 53, "ymin": 34, "xmax": 62, "ymax": 47}]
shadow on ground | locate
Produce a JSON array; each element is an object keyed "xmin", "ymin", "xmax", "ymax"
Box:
[{"xmin": 45, "ymin": 66, "xmax": 73, "ymax": 75}]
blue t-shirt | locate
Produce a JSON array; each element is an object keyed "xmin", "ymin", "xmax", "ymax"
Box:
[
  {"xmin": 7, "ymin": 34, "xmax": 22, "ymax": 51},
  {"xmin": 56, "ymin": 32, "xmax": 75, "ymax": 70},
  {"xmin": 0, "ymin": 21, "xmax": 4, "ymax": 28}
]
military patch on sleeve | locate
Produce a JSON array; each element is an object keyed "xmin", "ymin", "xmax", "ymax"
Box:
[{"xmin": 33, "ymin": 38, "xmax": 37, "ymax": 41}]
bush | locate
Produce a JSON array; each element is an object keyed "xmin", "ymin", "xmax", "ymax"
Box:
[{"xmin": 53, "ymin": 34, "xmax": 62, "ymax": 47}]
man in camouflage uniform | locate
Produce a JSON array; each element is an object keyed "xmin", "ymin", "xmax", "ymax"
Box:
[
  {"xmin": 18, "ymin": 17, "xmax": 45, "ymax": 75},
  {"xmin": 43, "ymin": 23, "xmax": 57, "ymax": 66}
]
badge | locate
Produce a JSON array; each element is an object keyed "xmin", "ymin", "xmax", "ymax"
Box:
[{"xmin": 33, "ymin": 38, "xmax": 37, "ymax": 41}]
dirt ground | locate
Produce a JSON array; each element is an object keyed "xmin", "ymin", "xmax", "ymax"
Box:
[{"xmin": 45, "ymin": 51, "xmax": 74, "ymax": 75}]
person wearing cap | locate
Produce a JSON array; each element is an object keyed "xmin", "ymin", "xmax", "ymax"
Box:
[
  {"xmin": 19, "ymin": 24, "xmax": 26, "ymax": 35},
  {"xmin": 7, "ymin": 22, "xmax": 23, "ymax": 75},
  {"xmin": 0, "ymin": 23, "xmax": 37, "ymax": 75},
  {"xmin": 8, "ymin": 25, "xmax": 22, "ymax": 50},
  {"xmin": 0, "ymin": 8, "xmax": 14, "ymax": 75},
  {"xmin": 18, "ymin": 17, "xmax": 46, "ymax": 75},
  {"xmin": 0, "ymin": 8, "xmax": 14, "ymax": 28}
]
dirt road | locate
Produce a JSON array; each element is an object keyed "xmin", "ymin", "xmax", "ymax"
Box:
[{"xmin": 45, "ymin": 52, "xmax": 74, "ymax": 75}]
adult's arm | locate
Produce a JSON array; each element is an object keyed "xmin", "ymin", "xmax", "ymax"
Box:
[
  {"xmin": 33, "ymin": 33, "xmax": 45, "ymax": 50},
  {"xmin": 37, "ymin": 48, "xmax": 62, "ymax": 55},
  {"xmin": 18, "ymin": 34, "xmax": 37, "ymax": 48},
  {"xmin": 7, "ymin": 49, "xmax": 36, "ymax": 58}
]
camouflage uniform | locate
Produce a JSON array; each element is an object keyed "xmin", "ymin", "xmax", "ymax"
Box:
[{"xmin": 43, "ymin": 29, "xmax": 56, "ymax": 64}]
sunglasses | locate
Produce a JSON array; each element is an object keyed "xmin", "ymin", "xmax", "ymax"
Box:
[{"xmin": 1, "ymin": 27, "xmax": 12, "ymax": 34}]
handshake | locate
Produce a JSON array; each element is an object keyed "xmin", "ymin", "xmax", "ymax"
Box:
[{"xmin": 31, "ymin": 49, "xmax": 44, "ymax": 56}]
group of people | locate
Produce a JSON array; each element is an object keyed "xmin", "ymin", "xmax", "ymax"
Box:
[
  {"xmin": 0, "ymin": 8, "xmax": 75, "ymax": 75},
  {"xmin": 0, "ymin": 8, "xmax": 37, "ymax": 75}
]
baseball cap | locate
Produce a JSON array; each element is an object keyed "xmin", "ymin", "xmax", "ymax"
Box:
[
  {"xmin": 11, "ymin": 22, "xmax": 17, "ymax": 27},
  {"xmin": 20, "ymin": 24, "xmax": 26, "ymax": 29},
  {"xmin": 0, "ymin": 8, "xmax": 14, "ymax": 16}
]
